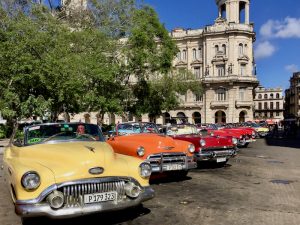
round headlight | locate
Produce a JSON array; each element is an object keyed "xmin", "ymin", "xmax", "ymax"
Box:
[
  {"xmin": 252, "ymin": 131, "xmax": 255, "ymax": 135},
  {"xmin": 139, "ymin": 162, "xmax": 152, "ymax": 178},
  {"xmin": 21, "ymin": 171, "xmax": 41, "ymax": 191},
  {"xmin": 240, "ymin": 135, "xmax": 243, "ymax": 139},
  {"xmin": 200, "ymin": 139, "xmax": 206, "ymax": 147},
  {"xmin": 187, "ymin": 144, "xmax": 195, "ymax": 153},
  {"xmin": 136, "ymin": 146, "xmax": 145, "ymax": 157},
  {"xmin": 232, "ymin": 137, "xmax": 238, "ymax": 145},
  {"xmin": 124, "ymin": 182, "xmax": 141, "ymax": 198},
  {"xmin": 47, "ymin": 191, "xmax": 64, "ymax": 209}
]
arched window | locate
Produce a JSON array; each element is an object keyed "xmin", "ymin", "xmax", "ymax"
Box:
[
  {"xmin": 264, "ymin": 94, "xmax": 268, "ymax": 99},
  {"xmin": 215, "ymin": 45, "xmax": 219, "ymax": 54},
  {"xmin": 258, "ymin": 94, "xmax": 262, "ymax": 99},
  {"xmin": 222, "ymin": 44, "xmax": 226, "ymax": 55},
  {"xmin": 270, "ymin": 93, "xmax": 274, "ymax": 99},
  {"xmin": 192, "ymin": 48, "xmax": 197, "ymax": 60},
  {"xmin": 192, "ymin": 112, "xmax": 201, "ymax": 124},
  {"xmin": 216, "ymin": 88, "xmax": 226, "ymax": 101},
  {"xmin": 276, "ymin": 93, "xmax": 280, "ymax": 98},
  {"xmin": 182, "ymin": 49, "xmax": 187, "ymax": 60},
  {"xmin": 194, "ymin": 67, "xmax": 201, "ymax": 79},
  {"xmin": 239, "ymin": 43, "xmax": 243, "ymax": 56},
  {"xmin": 198, "ymin": 47, "xmax": 202, "ymax": 58},
  {"xmin": 177, "ymin": 112, "xmax": 187, "ymax": 124}
]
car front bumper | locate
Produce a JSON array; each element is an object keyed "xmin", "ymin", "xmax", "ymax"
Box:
[
  {"xmin": 147, "ymin": 154, "xmax": 197, "ymax": 173},
  {"xmin": 15, "ymin": 186, "xmax": 154, "ymax": 219},
  {"xmin": 194, "ymin": 148, "xmax": 237, "ymax": 162}
]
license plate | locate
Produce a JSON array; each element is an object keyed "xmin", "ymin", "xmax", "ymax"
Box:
[
  {"xmin": 216, "ymin": 157, "xmax": 226, "ymax": 163},
  {"xmin": 164, "ymin": 164, "xmax": 183, "ymax": 171},
  {"xmin": 84, "ymin": 191, "xmax": 117, "ymax": 204}
]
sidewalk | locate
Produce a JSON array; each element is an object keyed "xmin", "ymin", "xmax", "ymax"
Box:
[
  {"xmin": 0, "ymin": 139, "xmax": 9, "ymax": 154},
  {"xmin": 0, "ymin": 139, "xmax": 9, "ymax": 147}
]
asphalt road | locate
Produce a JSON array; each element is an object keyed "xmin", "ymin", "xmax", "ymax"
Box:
[{"xmin": 1, "ymin": 138, "xmax": 300, "ymax": 225}]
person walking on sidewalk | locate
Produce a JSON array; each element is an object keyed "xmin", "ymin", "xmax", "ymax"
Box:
[{"xmin": 272, "ymin": 122, "xmax": 279, "ymax": 138}]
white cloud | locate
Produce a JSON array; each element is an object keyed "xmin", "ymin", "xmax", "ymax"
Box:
[
  {"xmin": 260, "ymin": 17, "xmax": 300, "ymax": 39},
  {"xmin": 254, "ymin": 41, "xmax": 276, "ymax": 59},
  {"xmin": 285, "ymin": 64, "xmax": 298, "ymax": 73}
]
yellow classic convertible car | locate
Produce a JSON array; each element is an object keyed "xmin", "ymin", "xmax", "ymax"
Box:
[{"xmin": 3, "ymin": 122, "xmax": 154, "ymax": 219}]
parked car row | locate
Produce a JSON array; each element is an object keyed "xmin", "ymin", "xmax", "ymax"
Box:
[{"xmin": 2, "ymin": 121, "xmax": 259, "ymax": 221}]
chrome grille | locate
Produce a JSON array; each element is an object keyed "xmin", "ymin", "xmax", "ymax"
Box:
[
  {"xmin": 147, "ymin": 152, "xmax": 186, "ymax": 165},
  {"xmin": 58, "ymin": 180, "xmax": 126, "ymax": 208},
  {"xmin": 201, "ymin": 147, "xmax": 235, "ymax": 152}
]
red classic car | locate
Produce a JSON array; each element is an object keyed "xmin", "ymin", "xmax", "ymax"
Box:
[
  {"xmin": 221, "ymin": 124, "xmax": 256, "ymax": 147},
  {"xmin": 106, "ymin": 122, "xmax": 197, "ymax": 177},
  {"xmin": 201, "ymin": 124, "xmax": 255, "ymax": 148},
  {"xmin": 164, "ymin": 124, "xmax": 238, "ymax": 165}
]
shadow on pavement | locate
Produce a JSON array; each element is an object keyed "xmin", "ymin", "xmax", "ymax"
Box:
[
  {"xmin": 22, "ymin": 205, "xmax": 151, "ymax": 225},
  {"xmin": 196, "ymin": 161, "xmax": 232, "ymax": 169},
  {"xmin": 149, "ymin": 173, "xmax": 192, "ymax": 185}
]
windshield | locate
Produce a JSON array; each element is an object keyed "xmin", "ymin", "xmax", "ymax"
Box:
[
  {"xmin": 166, "ymin": 125, "xmax": 199, "ymax": 135},
  {"xmin": 23, "ymin": 123, "xmax": 103, "ymax": 145},
  {"xmin": 116, "ymin": 122, "xmax": 159, "ymax": 135}
]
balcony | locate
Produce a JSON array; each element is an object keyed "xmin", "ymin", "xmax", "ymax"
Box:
[
  {"xmin": 254, "ymin": 108, "xmax": 284, "ymax": 111},
  {"xmin": 235, "ymin": 100, "xmax": 253, "ymax": 108},
  {"xmin": 181, "ymin": 101, "xmax": 204, "ymax": 108},
  {"xmin": 210, "ymin": 101, "xmax": 229, "ymax": 108},
  {"xmin": 202, "ymin": 75, "xmax": 258, "ymax": 84},
  {"xmin": 204, "ymin": 23, "xmax": 254, "ymax": 34}
]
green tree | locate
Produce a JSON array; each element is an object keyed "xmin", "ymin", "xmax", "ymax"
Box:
[{"xmin": 123, "ymin": 5, "xmax": 202, "ymax": 120}]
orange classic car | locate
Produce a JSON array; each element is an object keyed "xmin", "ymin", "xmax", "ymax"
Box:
[{"xmin": 107, "ymin": 122, "xmax": 197, "ymax": 177}]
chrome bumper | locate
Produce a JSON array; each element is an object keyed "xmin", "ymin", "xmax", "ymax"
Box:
[
  {"xmin": 237, "ymin": 138, "xmax": 254, "ymax": 146},
  {"xmin": 258, "ymin": 131, "xmax": 268, "ymax": 137},
  {"xmin": 194, "ymin": 148, "xmax": 237, "ymax": 162},
  {"xmin": 147, "ymin": 155, "xmax": 197, "ymax": 173},
  {"xmin": 15, "ymin": 186, "xmax": 154, "ymax": 219}
]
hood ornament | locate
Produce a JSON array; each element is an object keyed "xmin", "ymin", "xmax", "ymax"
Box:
[
  {"xmin": 162, "ymin": 146, "xmax": 174, "ymax": 150},
  {"xmin": 89, "ymin": 167, "xmax": 104, "ymax": 175},
  {"xmin": 85, "ymin": 145, "xmax": 95, "ymax": 153}
]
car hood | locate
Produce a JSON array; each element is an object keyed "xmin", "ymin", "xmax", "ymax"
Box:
[
  {"xmin": 108, "ymin": 133, "xmax": 191, "ymax": 158},
  {"xmin": 19, "ymin": 142, "xmax": 129, "ymax": 183},
  {"xmin": 255, "ymin": 127, "xmax": 269, "ymax": 132},
  {"xmin": 201, "ymin": 136, "xmax": 233, "ymax": 147},
  {"xmin": 174, "ymin": 134, "xmax": 233, "ymax": 148}
]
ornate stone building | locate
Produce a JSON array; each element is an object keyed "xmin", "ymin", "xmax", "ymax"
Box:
[
  {"xmin": 66, "ymin": 0, "xmax": 259, "ymax": 125},
  {"xmin": 284, "ymin": 72, "xmax": 300, "ymax": 123},
  {"xmin": 253, "ymin": 86, "xmax": 284, "ymax": 122}
]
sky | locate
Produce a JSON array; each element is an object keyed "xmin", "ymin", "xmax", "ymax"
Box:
[{"xmin": 142, "ymin": 0, "xmax": 300, "ymax": 91}]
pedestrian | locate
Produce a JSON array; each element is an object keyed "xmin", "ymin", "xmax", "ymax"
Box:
[{"xmin": 272, "ymin": 122, "xmax": 279, "ymax": 138}]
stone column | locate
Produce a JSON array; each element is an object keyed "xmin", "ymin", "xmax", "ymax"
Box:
[{"xmin": 245, "ymin": 3, "xmax": 250, "ymax": 24}]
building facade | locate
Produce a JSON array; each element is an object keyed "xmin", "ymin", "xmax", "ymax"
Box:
[
  {"xmin": 285, "ymin": 72, "xmax": 300, "ymax": 123},
  {"xmin": 253, "ymin": 86, "xmax": 284, "ymax": 122},
  {"xmin": 66, "ymin": 0, "xmax": 259, "ymax": 125}
]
